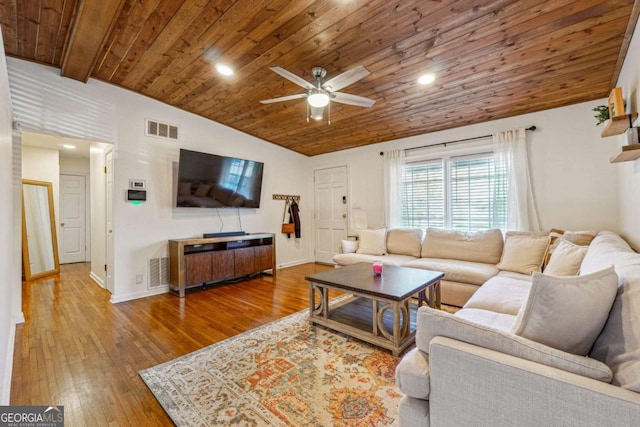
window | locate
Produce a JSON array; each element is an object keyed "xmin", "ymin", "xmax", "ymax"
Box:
[{"xmin": 400, "ymin": 152, "xmax": 507, "ymax": 231}]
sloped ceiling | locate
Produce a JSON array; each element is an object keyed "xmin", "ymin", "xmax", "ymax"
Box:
[{"xmin": 1, "ymin": 0, "xmax": 639, "ymax": 156}]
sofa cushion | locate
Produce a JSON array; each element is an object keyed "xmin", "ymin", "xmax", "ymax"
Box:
[
  {"xmin": 421, "ymin": 228, "xmax": 504, "ymax": 264},
  {"xmin": 543, "ymin": 240, "xmax": 588, "ymax": 276},
  {"xmin": 403, "ymin": 258, "xmax": 499, "ymax": 286},
  {"xmin": 497, "ymin": 232, "xmax": 550, "ymax": 275},
  {"xmin": 583, "ymin": 231, "xmax": 640, "ymax": 393},
  {"xmin": 356, "ymin": 228, "xmax": 387, "ymax": 255},
  {"xmin": 453, "ymin": 308, "xmax": 517, "ymax": 332},
  {"xmin": 395, "ymin": 347, "xmax": 430, "ymax": 399},
  {"xmin": 332, "ymin": 253, "xmax": 417, "ymax": 267},
  {"xmin": 463, "ymin": 275, "xmax": 531, "ymax": 316},
  {"xmin": 511, "ymin": 266, "xmax": 618, "ymax": 356},
  {"xmin": 387, "ymin": 228, "xmax": 423, "ymax": 257},
  {"xmin": 416, "ymin": 307, "xmax": 613, "ymax": 382}
]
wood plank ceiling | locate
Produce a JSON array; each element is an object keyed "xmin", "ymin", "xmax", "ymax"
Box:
[{"xmin": 1, "ymin": 0, "xmax": 639, "ymax": 156}]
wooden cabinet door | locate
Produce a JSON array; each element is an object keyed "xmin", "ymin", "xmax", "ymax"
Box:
[
  {"xmin": 254, "ymin": 245, "xmax": 273, "ymax": 272},
  {"xmin": 211, "ymin": 250, "xmax": 234, "ymax": 280},
  {"xmin": 233, "ymin": 247, "xmax": 255, "ymax": 276},
  {"xmin": 184, "ymin": 252, "xmax": 213, "ymax": 285}
]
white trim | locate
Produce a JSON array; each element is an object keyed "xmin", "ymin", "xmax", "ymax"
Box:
[
  {"xmin": 89, "ymin": 271, "xmax": 105, "ymax": 288},
  {"xmin": 277, "ymin": 258, "xmax": 313, "ymax": 269},
  {"xmin": 109, "ymin": 285, "xmax": 169, "ymax": 304}
]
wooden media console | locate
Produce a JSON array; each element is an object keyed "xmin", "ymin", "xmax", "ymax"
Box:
[{"xmin": 169, "ymin": 233, "xmax": 276, "ymax": 297}]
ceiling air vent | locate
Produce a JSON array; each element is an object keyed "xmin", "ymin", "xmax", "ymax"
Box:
[{"xmin": 145, "ymin": 119, "xmax": 179, "ymax": 141}]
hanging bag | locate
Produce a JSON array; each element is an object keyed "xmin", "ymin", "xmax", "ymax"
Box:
[{"xmin": 281, "ymin": 199, "xmax": 295, "ymax": 234}]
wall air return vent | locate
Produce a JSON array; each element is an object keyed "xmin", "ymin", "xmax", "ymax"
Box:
[
  {"xmin": 145, "ymin": 118, "xmax": 179, "ymax": 141},
  {"xmin": 148, "ymin": 257, "xmax": 169, "ymax": 289}
]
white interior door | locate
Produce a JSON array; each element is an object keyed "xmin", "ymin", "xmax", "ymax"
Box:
[
  {"xmin": 105, "ymin": 149, "xmax": 114, "ymax": 293},
  {"xmin": 314, "ymin": 166, "xmax": 348, "ymax": 264},
  {"xmin": 59, "ymin": 174, "xmax": 86, "ymax": 264}
]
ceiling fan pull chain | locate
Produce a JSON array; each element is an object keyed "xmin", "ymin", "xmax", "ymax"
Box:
[{"xmin": 328, "ymin": 100, "xmax": 331, "ymax": 125}]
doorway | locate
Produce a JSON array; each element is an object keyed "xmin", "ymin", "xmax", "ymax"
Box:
[
  {"xmin": 59, "ymin": 174, "xmax": 87, "ymax": 264},
  {"xmin": 313, "ymin": 165, "xmax": 348, "ymax": 264}
]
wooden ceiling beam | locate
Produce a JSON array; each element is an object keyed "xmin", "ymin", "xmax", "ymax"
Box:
[{"xmin": 61, "ymin": 0, "xmax": 125, "ymax": 83}]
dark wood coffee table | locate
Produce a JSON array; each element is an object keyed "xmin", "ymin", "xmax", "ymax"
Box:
[{"xmin": 305, "ymin": 263, "xmax": 444, "ymax": 356}]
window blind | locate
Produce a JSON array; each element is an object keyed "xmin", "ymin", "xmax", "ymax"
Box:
[
  {"xmin": 400, "ymin": 160, "xmax": 444, "ymax": 228},
  {"xmin": 400, "ymin": 152, "xmax": 507, "ymax": 231}
]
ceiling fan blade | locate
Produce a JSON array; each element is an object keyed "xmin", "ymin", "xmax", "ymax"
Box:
[
  {"xmin": 332, "ymin": 92, "xmax": 375, "ymax": 107},
  {"xmin": 269, "ymin": 66, "xmax": 314, "ymax": 90},
  {"xmin": 259, "ymin": 93, "xmax": 308, "ymax": 104},
  {"xmin": 323, "ymin": 66, "xmax": 370, "ymax": 91}
]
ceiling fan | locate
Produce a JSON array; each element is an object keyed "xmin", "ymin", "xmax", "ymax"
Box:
[{"xmin": 260, "ymin": 65, "xmax": 375, "ymax": 123}]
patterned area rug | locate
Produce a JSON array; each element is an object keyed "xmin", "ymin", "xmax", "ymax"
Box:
[{"xmin": 140, "ymin": 304, "xmax": 402, "ymax": 426}]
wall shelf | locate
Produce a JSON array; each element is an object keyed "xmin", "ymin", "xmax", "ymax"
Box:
[
  {"xmin": 610, "ymin": 144, "xmax": 640, "ymax": 163},
  {"xmin": 601, "ymin": 113, "xmax": 638, "ymax": 137}
]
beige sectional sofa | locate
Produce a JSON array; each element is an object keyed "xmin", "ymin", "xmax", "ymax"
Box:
[
  {"xmin": 334, "ymin": 227, "xmax": 507, "ymax": 307},
  {"xmin": 395, "ymin": 231, "xmax": 640, "ymax": 426}
]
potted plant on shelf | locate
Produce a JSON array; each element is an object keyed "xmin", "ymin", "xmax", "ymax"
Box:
[{"xmin": 593, "ymin": 105, "xmax": 610, "ymax": 126}]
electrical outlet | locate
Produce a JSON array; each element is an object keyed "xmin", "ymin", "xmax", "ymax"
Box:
[{"xmin": 135, "ymin": 274, "xmax": 143, "ymax": 284}]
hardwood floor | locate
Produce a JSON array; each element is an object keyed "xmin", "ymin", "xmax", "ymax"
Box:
[{"xmin": 11, "ymin": 262, "xmax": 336, "ymax": 426}]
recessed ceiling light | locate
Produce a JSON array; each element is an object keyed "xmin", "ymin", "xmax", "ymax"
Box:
[
  {"xmin": 216, "ymin": 64, "xmax": 234, "ymax": 76},
  {"xmin": 63, "ymin": 144, "xmax": 76, "ymax": 149},
  {"xmin": 418, "ymin": 73, "xmax": 436, "ymax": 85}
]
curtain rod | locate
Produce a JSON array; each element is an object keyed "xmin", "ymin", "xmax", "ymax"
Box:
[{"xmin": 379, "ymin": 125, "xmax": 537, "ymax": 156}]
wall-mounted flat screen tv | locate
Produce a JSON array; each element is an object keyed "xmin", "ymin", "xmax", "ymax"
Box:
[{"xmin": 176, "ymin": 149, "xmax": 264, "ymax": 208}]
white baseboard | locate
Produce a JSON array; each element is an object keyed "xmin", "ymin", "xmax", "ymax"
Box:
[
  {"xmin": 89, "ymin": 271, "xmax": 105, "ymax": 288},
  {"xmin": 1, "ymin": 313, "xmax": 22, "ymax": 405},
  {"xmin": 277, "ymin": 258, "xmax": 312, "ymax": 269},
  {"xmin": 110, "ymin": 286, "xmax": 169, "ymax": 304}
]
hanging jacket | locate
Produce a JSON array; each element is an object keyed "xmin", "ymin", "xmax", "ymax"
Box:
[{"xmin": 288, "ymin": 199, "xmax": 301, "ymax": 238}]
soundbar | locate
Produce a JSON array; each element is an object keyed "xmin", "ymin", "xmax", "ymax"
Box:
[{"xmin": 203, "ymin": 231, "xmax": 247, "ymax": 238}]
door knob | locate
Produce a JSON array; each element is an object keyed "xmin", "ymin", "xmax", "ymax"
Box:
[
  {"xmin": 60, "ymin": 222, "xmax": 65, "ymax": 227},
  {"xmin": 342, "ymin": 214, "xmax": 347, "ymax": 219}
]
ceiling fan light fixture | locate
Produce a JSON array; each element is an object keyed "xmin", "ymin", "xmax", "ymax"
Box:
[
  {"xmin": 418, "ymin": 72, "xmax": 436, "ymax": 85},
  {"xmin": 310, "ymin": 106, "xmax": 324, "ymax": 120},
  {"xmin": 215, "ymin": 64, "xmax": 234, "ymax": 76},
  {"xmin": 308, "ymin": 92, "xmax": 330, "ymax": 108}
]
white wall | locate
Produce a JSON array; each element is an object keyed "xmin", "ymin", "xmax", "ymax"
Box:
[
  {"xmin": 7, "ymin": 58, "xmax": 314, "ymax": 303},
  {"xmin": 59, "ymin": 156, "xmax": 90, "ymax": 174},
  {"xmin": 615, "ymin": 17, "xmax": 640, "ymax": 249},
  {"xmin": 311, "ymin": 100, "xmax": 619, "ymax": 234},
  {"xmin": 0, "ymin": 25, "xmax": 20, "ymax": 405},
  {"xmin": 22, "ymin": 145, "xmax": 60, "ymax": 223}
]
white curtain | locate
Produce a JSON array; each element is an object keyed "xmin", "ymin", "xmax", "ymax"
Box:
[
  {"xmin": 493, "ymin": 128, "xmax": 540, "ymax": 231},
  {"xmin": 383, "ymin": 149, "xmax": 404, "ymax": 227}
]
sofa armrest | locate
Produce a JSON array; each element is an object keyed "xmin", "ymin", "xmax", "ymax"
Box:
[
  {"xmin": 416, "ymin": 307, "xmax": 612, "ymax": 382},
  {"xmin": 428, "ymin": 337, "xmax": 640, "ymax": 427}
]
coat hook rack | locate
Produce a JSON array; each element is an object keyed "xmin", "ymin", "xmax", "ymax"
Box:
[{"xmin": 273, "ymin": 194, "xmax": 300, "ymax": 201}]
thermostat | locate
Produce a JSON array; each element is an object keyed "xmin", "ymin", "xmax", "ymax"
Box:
[
  {"xmin": 127, "ymin": 189, "xmax": 147, "ymax": 202},
  {"xmin": 130, "ymin": 179, "xmax": 146, "ymax": 189}
]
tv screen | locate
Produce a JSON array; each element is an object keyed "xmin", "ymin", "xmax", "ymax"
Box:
[{"xmin": 176, "ymin": 149, "xmax": 264, "ymax": 208}]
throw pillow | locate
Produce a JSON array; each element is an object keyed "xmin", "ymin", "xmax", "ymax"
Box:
[
  {"xmin": 511, "ymin": 265, "xmax": 618, "ymax": 355},
  {"xmin": 341, "ymin": 239, "xmax": 358, "ymax": 254},
  {"xmin": 544, "ymin": 228, "xmax": 596, "ymax": 266},
  {"xmin": 496, "ymin": 232, "xmax": 550, "ymax": 275},
  {"xmin": 356, "ymin": 228, "xmax": 387, "ymax": 256},
  {"xmin": 543, "ymin": 240, "xmax": 588, "ymax": 276}
]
